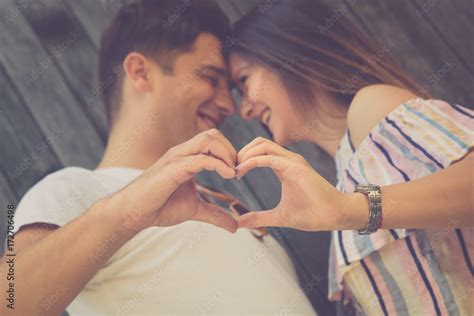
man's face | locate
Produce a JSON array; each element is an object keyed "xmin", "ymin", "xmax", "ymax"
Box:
[{"xmin": 148, "ymin": 33, "xmax": 235, "ymax": 148}]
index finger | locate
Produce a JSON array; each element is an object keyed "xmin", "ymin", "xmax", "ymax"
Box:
[
  {"xmin": 209, "ymin": 129, "xmax": 237, "ymax": 164},
  {"xmin": 167, "ymin": 129, "xmax": 237, "ymax": 167}
]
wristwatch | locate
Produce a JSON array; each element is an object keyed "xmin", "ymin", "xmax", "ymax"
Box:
[{"xmin": 354, "ymin": 184, "xmax": 382, "ymax": 235}]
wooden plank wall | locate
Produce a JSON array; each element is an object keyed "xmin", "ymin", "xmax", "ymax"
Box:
[{"xmin": 0, "ymin": 0, "xmax": 472, "ymax": 315}]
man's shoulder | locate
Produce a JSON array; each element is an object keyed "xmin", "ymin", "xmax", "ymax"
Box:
[
  {"xmin": 17, "ymin": 167, "xmax": 101, "ymax": 212},
  {"xmin": 42, "ymin": 166, "xmax": 96, "ymax": 181},
  {"xmin": 13, "ymin": 167, "xmax": 105, "ymax": 234},
  {"xmin": 29, "ymin": 167, "xmax": 97, "ymax": 194}
]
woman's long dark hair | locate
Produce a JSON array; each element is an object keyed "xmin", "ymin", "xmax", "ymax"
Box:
[{"xmin": 228, "ymin": 0, "xmax": 425, "ymax": 113}]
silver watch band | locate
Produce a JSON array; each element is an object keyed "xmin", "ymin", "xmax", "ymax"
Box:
[{"xmin": 355, "ymin": 184, "xmax": 382, "ymax": 235}]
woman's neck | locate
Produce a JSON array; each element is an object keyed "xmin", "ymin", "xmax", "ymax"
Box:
[
  {"xmin": 309, "ymin": 121, "xmax": 348, "ymax": 158},
  {"xmin": 303, "ymin": 99, "xmax": 349, "ymax": 158}
]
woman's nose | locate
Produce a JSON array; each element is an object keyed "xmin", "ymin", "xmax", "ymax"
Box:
[{"xmin": 240, "ymin": 97, "xmax": 254, "ymax": 120}]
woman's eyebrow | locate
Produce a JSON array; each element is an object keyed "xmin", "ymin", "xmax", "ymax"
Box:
[{"xmin": 233, "ymin": 65, "xmax": 250, "ymax": 79}]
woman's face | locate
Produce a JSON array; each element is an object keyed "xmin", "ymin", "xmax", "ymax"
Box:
[{"xmin": 229, "ymin": 54, "xmax": 304, "ymax": 146}]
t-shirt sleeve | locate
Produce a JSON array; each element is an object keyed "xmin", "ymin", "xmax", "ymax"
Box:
[{"xmin": 12, "ymin": 168, "xmax": 104, "ymax": 235}]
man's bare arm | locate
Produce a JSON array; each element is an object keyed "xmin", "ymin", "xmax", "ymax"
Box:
[
  {"xmin": 0, "ymin": 195, "xmax": 138, "ymax": 315},
  {"xmin": 0, "ymin": 129, "xmax": 238, "ymax": 315}
]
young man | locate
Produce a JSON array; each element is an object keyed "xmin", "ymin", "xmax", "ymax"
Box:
[{"xmin": 0, "ymin": 1, "xmax": 315, "ymax": 315}]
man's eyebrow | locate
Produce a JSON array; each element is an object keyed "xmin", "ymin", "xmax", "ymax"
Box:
[{"xmin": 199, "ymin": 64, "xmax": 227, "ymax": 77}]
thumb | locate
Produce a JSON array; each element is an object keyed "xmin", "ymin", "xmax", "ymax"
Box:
[
  {"xmin": 192, "ymin": 201, "xmax": 238, "ymax": 233},
  {"xmin": 236, "ymin": 209, "xmax": 282, "ymax": 229}
]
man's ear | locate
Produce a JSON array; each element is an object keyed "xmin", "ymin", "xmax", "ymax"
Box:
[{"xmin": 123, "ymin": 52, "xmax": 153, "ymax": 93}]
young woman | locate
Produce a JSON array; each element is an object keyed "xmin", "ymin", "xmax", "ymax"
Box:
[{"xmin": 228, "ymin": 1, "xmax": 473, "ymax": 314}]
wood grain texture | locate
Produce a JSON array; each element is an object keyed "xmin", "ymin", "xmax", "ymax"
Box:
[
  {"xmin": 0, "ymin": 64, "xmax": 62, "ymax": 197},
  {"xmin": 410, "ymin": 0, "xmax": 474, "ymax": 74},
  {"xmin": 229, "ymin": 0, "xmax": 258, "ymax": 14},
  {"xmin": 344, "ymin": 0, "xmax": 474, "ymax": 107},
  {"xmin": 22, "ymin": 0, "xmax": 109, "ymax": 140},
  {"xmin": 0, "ymin": 171, "xmax": 17, "ymax": 256},
  {"xmin": 63, "ymin": 0, "xmax": 123, "ymax": 48},
  {"xmin": 0, "ymin": 0, "xmax": 104, "ymax": 168},
  {"xmin": 216, "ymin": 0, "xmax": 243, "ymax": 24}
]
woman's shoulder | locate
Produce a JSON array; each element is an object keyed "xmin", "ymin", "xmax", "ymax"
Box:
[
  {"xmin": 343, "ymin": 85, "xmax": 473, "ymax": 171},
  {"xmin": 347, "ymin": 84, "xmax": 418, "ymax": 150}
]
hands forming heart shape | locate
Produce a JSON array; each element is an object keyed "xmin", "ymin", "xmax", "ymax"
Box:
[{"xmin": 117, "ymin": 129, "xmax": 353, "ymax": 234}]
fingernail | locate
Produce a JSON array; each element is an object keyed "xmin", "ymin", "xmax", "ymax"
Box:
[{"xmin": 234, "ymin": 166, "xmax": 241, "ymax": 179}]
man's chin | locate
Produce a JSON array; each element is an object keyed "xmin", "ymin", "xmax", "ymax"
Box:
[{"xmin": 196, "ymin": 117, "xmax": 218, "ymax": 133}]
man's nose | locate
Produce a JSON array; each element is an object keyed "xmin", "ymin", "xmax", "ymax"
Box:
[{"xmin": 215, "ymin": 88, "xmax": 236, "ymax": 116}]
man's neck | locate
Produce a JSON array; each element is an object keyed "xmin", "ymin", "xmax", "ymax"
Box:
[{"xmin": 96, "ymin": 119, "xmax": 169, "ymax": 170}]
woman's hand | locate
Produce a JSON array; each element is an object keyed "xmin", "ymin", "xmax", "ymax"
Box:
[
  {"xmin": 112, "ymin": 129, "xmax": 238, "ymax": 233},
  {"xmin": 235, "ymin": 137, "xmax": 362, "ymax": 231}
]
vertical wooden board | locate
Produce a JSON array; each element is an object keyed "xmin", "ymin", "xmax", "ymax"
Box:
[
  {"xmin": 345, "ymin": 0, "xmax": 474, "ymax": 106},
  {"xmin": 64, "ymin": 0, "xmax": 124, "ymax": 48},
  {"xmin": 291, "ymin": 142, "xmax": 338, "ymax": 184},
  {"xmin": 0, "ymin": 173, "xmax": 17, "ymax": 257},
  {"xmin": 0, "ymin": 64, "xmax": 62, "ymax": 197},
  {"xmin": 216, "ymin": 0, "xmax": 243, "ymax": 24},
  {"xmin": 318, "ymin": 0, "xmax": 372, "ymax": 34},
  {"xmin": 21, "ymin": 0, "xmax": 109, "ymax": 140},
  {"xmin": 230, "ymin": 0, "xmax": 258, "ymax": 15},
  {"xmin": 0, "ymin": 0, "xmax": 104, "ymax": 168},
  {"xmin": 410, "ymin": 0, "xmax": 474, "ymax": 74}
]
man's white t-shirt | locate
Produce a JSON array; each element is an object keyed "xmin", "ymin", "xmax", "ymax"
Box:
[{"xmin": 13, "ymin": 167, "xmax": 316, "ymax": 315}]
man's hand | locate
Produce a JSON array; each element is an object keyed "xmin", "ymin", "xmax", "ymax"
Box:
[{"xmin": 114, "ymin": 129, "xmax": 238, "ymax": 233}]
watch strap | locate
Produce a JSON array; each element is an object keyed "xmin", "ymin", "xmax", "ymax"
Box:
[{"xmin": 355, "ymin": 184, "xmax": 382, "ymax": 235}]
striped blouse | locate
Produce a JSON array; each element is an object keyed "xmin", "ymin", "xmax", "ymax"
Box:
[{"xmin": 328, "ymin": 98, "xmax": 473, "ymax": 314}]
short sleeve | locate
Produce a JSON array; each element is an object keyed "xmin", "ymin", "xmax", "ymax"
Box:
[
  {"xmin": 387, "ymin": 99, "xmax": 473, "ymax": 169},
  {"xmin": 12, "ymin": 167, "xmax": 107, "ymax": 235},
  {"xmin": 339, "ymin": 98, "xmax": 473, "ymax": 189}
]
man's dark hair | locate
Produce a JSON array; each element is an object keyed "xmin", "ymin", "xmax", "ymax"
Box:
[{"xmin": 99, "ymin": 0, "xmax": 231, "ymax": 126}]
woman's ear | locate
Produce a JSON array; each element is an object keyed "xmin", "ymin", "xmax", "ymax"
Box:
[{"xmin": 123, "ymin": 52, "xmax": 153, "ymax": 93}]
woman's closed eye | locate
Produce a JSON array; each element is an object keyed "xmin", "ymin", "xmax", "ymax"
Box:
[{"xmin": 237, "ymin": 75, "xmax": 248, "ymax": 92}]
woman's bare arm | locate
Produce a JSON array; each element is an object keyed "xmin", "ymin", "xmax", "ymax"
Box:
[
  {"xmin": 346, "ymin": 151, "xmax": 474, "ymax": 229},
  {"xmin": 235, "ymin": 139, "xmax": 473, "ymax": 231}
]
